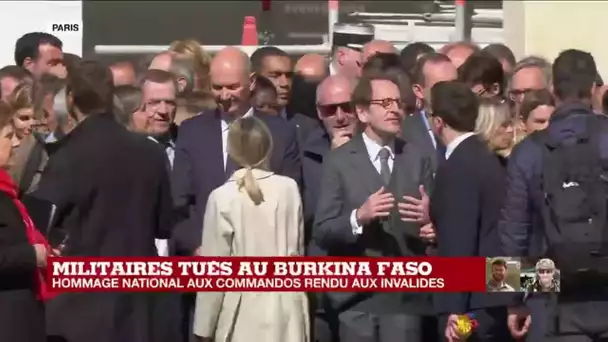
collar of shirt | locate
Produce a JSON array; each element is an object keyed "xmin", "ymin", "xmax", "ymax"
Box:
[
  {"xmin": 487, "ymin": 280, "xmax": 510, "ymax": 290},
  {"xmin": 420, "ymin": 110, "xmax": 431, "ymax": 130},
  {"xmin": 362, "ymin": 132, "xmax": 395, "ymax": 162},
  {"xmin": 329, "ymin": 63, "xmax": 337, "ymax": 76},
  {"xmin": 221, "ymin": 107, "xmax": 255, "ymax": 131},
  {"xmin": 147, "ymin": 136, "xmax": 175, "ymax": 148},
  {"xmin": 445, "ymin": 132, "xmax": 475, "ymax": 160}
]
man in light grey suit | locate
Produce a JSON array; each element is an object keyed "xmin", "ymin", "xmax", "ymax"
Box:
[{"xmin": 313, "ymin": 74, "xmax": 434, "ymax": 342}]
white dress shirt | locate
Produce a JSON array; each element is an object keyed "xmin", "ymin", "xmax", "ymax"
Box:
[
  {"xmin": 147, "ymin": 136, "xmax": 176, "ymax": 168},
  {"xmin": 420, "ymin": 110, "xmax": 438, "ymax": 149},
  {"xmin": 221, "ymin": 107, "xmax": 254, "ymax": 169},
  {"xmin": 350, "ymin": 133, "xmax": 395, "ymax": 235},
  {"xmin": 146, "ymin": 135, "xmax": 176, "ymax": 257},
  {"xmin": 445, "ymin": 132, "xmax": 476, "ymax": 160},
  {"xmin": 329, "ymin": 62, "xmax": 337, "ymax": 76}
]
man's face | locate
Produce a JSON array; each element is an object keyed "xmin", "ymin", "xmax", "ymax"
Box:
[
  {"xmin": 211, "ymin": 66, "xmax": 251, "ymax": 115},
  {"xmin": 337, "ymin": 47, "xmax": 362, "ymax": 78},
  {"xmin": 510, "ymin": 67, "xmax": 546, "ymax": 107},
  {"xmin": 142, "ymin": 80, "xmax": 177, "ymax": 137},
  {"xmin": 252, "ymin": 89, "xmax": 279, "ymax": 115},
  {"xmin": 524, "ymin": 105, "xmax": 554, "ymax": 133},
  {"xmin": 111, "ymin": 65, "xmax": 137, "ymax": 86},
  {"xmin": 414, "ymin": 61, "xmax": 458, "ymax": 110},
  {"xmin": 357, "ymin": 80, "xmax": 403, "ymax": 137},
  {"xmin": 0, "ymin": 76, "xmax": 19, "ymax": 102},
  {"xmin": 258, "ymin": 56, "xmax": 293, "ymax": 108},
  {"xmin": 491, "ymin": 265, "xmax": 507, "ymax": 282},
  {"xmin": 317, "ymin": 82, "xmax": 357, "ymax": 139},
  {"xmin": 26, "ymin": 43, "xmax": 63, "ymax": 79},
  {"xmin": 537, "ymin": 268, "xmax": 554, "ymax": 288}
]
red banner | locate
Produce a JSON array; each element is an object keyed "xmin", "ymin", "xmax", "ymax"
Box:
[{"xmin": 47, "ymin": 257, "xmax": 486, "ymax": 292}]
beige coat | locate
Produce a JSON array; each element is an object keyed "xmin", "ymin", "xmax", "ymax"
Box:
[{"xmin": 193, "ymin": 169, "xmax": 309, "ymax": 342}]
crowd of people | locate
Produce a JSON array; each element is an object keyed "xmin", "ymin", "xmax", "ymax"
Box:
[{"xmin": 0, "ymin": 21, "xmax": 607, "ymax": 342}]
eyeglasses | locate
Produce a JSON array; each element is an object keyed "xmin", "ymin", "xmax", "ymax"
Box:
[
  {"xmin": 317, "ymin": 102, "xmax": 355, "ymax": 116},
  {"xmin": 537, "ymin": 268, "xmax": 554, "ymax": 274},
  {"xmin": 509, "ymin": 88, "xmax": 535, "ymax": 101},
  {"xmin": 370, "ymin": 98, "xmax": 403, "ymax": 109}
]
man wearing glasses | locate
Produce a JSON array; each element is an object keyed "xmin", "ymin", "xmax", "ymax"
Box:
[
  {"xmin": 507, "ymin": 56, "xmax": 552, "ymax": 116},
  {"xmin": 314, "ymin": 74, "xmax": 433, "ymax": 342},
  {"xmin": 523, "ymin": 258, "xmax": 560, "ymax": 293},
  {"xmin": 301, "ymin": 74, "xmax": 358, "ymax": 342}
]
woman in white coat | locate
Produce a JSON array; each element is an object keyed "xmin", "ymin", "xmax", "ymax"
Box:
[{"xmin": 193, "ymin": 116, "xmax": 309, "ymax": 342}]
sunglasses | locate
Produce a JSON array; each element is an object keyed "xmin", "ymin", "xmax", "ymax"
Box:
[
  {"xmin": 537, "ymin": 268, "xmax": 553, "ymax": 274},
  {"xmin": 317, "ymin": 102, "xmax": 354, "ymax": 116}
]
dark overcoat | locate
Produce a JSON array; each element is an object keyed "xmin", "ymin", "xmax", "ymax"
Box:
[{"xmin": 34, "ymin": 113, "xmax": 175, "ymax": 342}]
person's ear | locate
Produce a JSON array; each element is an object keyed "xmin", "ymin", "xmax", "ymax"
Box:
[
  {"xmin": 176, "ymin": 76, "xmax": 187, "ymax": 93},
  {"xmin": 355, "ymin": 104, "xmax": 369, "ymax": 123},
  {"xmin": 22, "ymin": 57, "xmax": 34, "ymax": 72},
  {"xmin": 413, "ymin": 84, "xmax": 424, "ymax": 103},
  {"xmin": 249, "ymin": 74, "xmax": 257, "ymax": 92},
  {"xmin": 337, "ymin": 49, "xmax": 346, "ymax": 66}
]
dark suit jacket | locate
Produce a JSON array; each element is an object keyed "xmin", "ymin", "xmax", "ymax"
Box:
[
  {"xmin": 286, "ymin": 111, "xmax": 319, "ymax": 150},
  {"xmin": 301, "ymin": 123, "xmax": 331, "ymax": 255},
  {"xmin": 401, "ymin": 111, "xmax": 442, "ymax": 172},
  {"xmin": 171, "ymin": 109, "xmax": 302, "ymax": 255},
  {"xmin": 430, "ymin": 135, "xmax": 508, "ymax": 314},
  {"xmin": 33, "ymin": 114, "xmax": 175, "ymax": 342},
  {"xmin": 313, "ymin": 133, "xmax": 433, "ymax": 314}
]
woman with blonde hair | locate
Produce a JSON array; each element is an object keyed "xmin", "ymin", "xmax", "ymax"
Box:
[
  {"xmin": 5, "ymin": 83, "xmax": 47, "ymax": 194},
  {"xmin": 475, "ymin": 98, "xmax": 515, "ymax": 165},
  {"xmin": 194, "ymin": 117, "xmax": 309, "ymax": 342},
  {"xmin": 0, "ymin": 102, "xmax": 53, "ymax": 342},
  {"xmin": 168, "ymin": 38, "xmax": 211, "ymax": 93}
]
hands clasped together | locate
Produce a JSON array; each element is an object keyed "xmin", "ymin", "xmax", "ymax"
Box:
[{"xmin": 355, "ymin": 185, "xmax": 435, "ymax": 242}]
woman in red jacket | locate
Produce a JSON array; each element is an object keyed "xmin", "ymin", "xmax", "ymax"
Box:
[{"xmin": 0, "ymin": 101, "xmax": 52, "ymax": 342}]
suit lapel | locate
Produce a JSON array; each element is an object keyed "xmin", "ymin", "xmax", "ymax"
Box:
[
  {"xmin": 392, "ymin": 138, "xmax": 417, "ymax": 198},
  {"xmin": 201, "ymin": 112, "xmax": 226, "ymax": 185},
  {"xmin": 348, "ymin": 134, "xmax": 384, "ymax": 194},
  {"xmin": 403, "ymin": 112, "xmax": 437, "ymax": 166}
]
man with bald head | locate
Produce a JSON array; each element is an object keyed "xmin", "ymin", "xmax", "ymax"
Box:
[
  {"xmin": 110, "ymin": 61, "xmax": 136, "ymax": 86},
  {"xmin": 172, "ymin": 46, "xmax": 301, "ymax": 253},
  {"xmin": 148, "ymin": 51, "xmax": 196, "ymax": 95},
  {"xmin": 295, "ymin": 53, "xmax": 328, "ymax": 81},
  {"xmin": 172, "ymin": 46, "xmax": 301, "ymax": 340},
  {"xmin": 440, "ymin": 41, "xmax": 479, "ymax": 69},
  {"xmin": 361, "ymin": 39, "xmax": 398, "ymax": 64},
  {"xmin": 302, "ymin": 74, "xmax": 358, "ymax": 342}
]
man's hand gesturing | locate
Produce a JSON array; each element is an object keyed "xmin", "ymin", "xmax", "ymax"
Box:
[{"xmin": 355, "ymin": 187, "xmax": 395, "ymax": 226}]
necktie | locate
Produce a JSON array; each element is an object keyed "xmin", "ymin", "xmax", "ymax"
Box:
[{"xmin": 378, "ymin": 147, "xmax": 392, "ymax": 185}]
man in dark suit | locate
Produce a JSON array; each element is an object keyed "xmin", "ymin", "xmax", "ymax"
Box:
[
  {"xmin": 314, "ymin": 74, "xmax": 434, "ymax": 342},
  {"xmin": 171, "ymin": 47, "xmax": 301, "ymax": 342},
  {"xmin": 302, "ymin": 74, "xmax": 358, "ymax": 342},
  {"xmin": 34, "ymin": 61, "xmax": 175, "ymax": 342},
  {"xmin": 428, "ymin": 80, "xmax": 509, "ymax": 342},
  {"xmin": 402, "ymin": 52, "xmax": 457, "ymax": 172}
]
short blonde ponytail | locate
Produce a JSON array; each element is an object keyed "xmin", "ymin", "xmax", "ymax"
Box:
[{"xmin": 227, "ymin": 117, "xmax": 273, "ymax": 205}]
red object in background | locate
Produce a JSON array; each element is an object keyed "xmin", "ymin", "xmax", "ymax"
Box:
[
  {"xmin": 329, "ymin": 0, "xmax": 339, "ymax": 10},
  {"xmin": 241, "ymin": 16, "xmax": 259, "ymax": 46},
  {"xmin": 455, "ymin": 0, "xmax": 466, "ymax": 6},
  {"xmin": 262, "ymin": 0, "xmax": 271, "ymax": 11}
]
